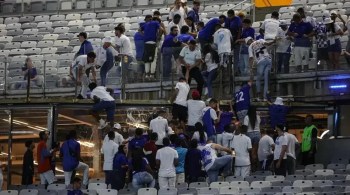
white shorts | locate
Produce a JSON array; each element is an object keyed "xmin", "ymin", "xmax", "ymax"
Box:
[
  {"xmin": 294, "ymin": 47, "xmax": 310, "ymax": 66},
  {"xmin": 40, "ymin": 170, "xmax": 56, "ymax": 185},
  {"xmin": 234, "ymin": 165, "xmax": 251, "ymax": 178}
]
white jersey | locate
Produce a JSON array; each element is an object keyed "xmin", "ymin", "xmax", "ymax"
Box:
[
  {"xmin": 213, "ymin": 28, "xmax": 232, "ymax": 54},
  {"xmin": 114, "ymin": 34, "xmax": 133, "ymax": 57},
  {"xmin": 248, "ymin": 39, "xmax": 271, "ymax": 64},
  {"xmin": 95, "ymin": 46, "xmax": 107, "ymax": 66},
  {"xmin": 201, "ymin": 143, "xmax": 217, "ymax": 171},
  {"xmin": 90, "ymin": 86, "xmax": 115, "ymax": 101},
  {"xmin": 261, "ymin": 18, "xmax": 280, "ymax": 40}
]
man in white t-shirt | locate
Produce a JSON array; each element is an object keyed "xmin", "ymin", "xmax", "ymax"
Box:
[
  {"xmin": 213, "ymin": 24, "xmax": 232, "ymax": 67},
  {"xmin": 232, "ymin": 126, "xmax": 252, "ymax": 178},
  {"xmin": 167, "ymin": 14, "xmax": 182, "ymax": 35},
  {"xmin": 247, "ymin": 37, "xmax": 275, "ymax": 101},
  {"xmin": 71, "ymin": 52, "xmax": 97, "ymax": 99},
  {"xmin": 285, "ymin": 129, "xmax": 299, "ymax": 175},
  {"xmin": 169, "ymin": 0, "xmax": 186, "ymax": 27},
  {"xmin": 150, "ymin": 110, "xmax": 169, "ymax": 148},
  {"xmin": 260, "ymin": 11, "xmax": 280, "ymax": 41},
  {"xmin": 187, "ymin": 90, "xmax": 206, "ymax": 134},
  {"xmin": 89, "ymin": 82, "xmax": 115, "ymax": 129},
  {"xmin": 171, "ymin": 67, "xmax": 190, "ymax": 129},
  {"xmin": 274, "ymin": 125, "xmax": 288, "ymax": 176},
  {"xmin": 156, "ymin": 138, "xmax": 179, "ymax": 188},
  {"xmin": 258, "ymin": 129, "xmax": 275, "ymax": 171},
  {"xmin": 179, "ymin": 40, "xmax": 204, "ymax": 96},
  {"xmin": 201, "ymin": 141, "xmax": 233, "ymax": 183},
  {"xmin": 101, "ymin": 131, "xmax": 119, "ymax": 187},
  {"xmin": 114, "ymin": 26, "xmax": 134, "ymax": 83},
  {"xmin": 103, "ymin": 123, "xmax": 125, "ymax": 145}
]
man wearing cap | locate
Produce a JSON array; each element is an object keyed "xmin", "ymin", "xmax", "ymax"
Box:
[
  {"xmin": 77, "ymin": 32, "xmax": 94, "ymax": 57},
  {"xmin": 178, "ymin": 40, "xmax": 204, "ymax": 95},
  {"xmin": 96, "ymin": 37, "xmax": 115, "ymax": 86},
  {"xmin": 268, "ymin": 97, "xmax": 290, "ymax": 129},
  {"xmin": 246, "ymin": 37, "xmax": 275, "ymax": 101},
  {"xmin": 287, "ymin": 13, "xmax": 314, "ymax": 73},
  {"xmin": 89, "ymin": 82, "xmax": 115, "ymax": 129},
  {"xmin": 71, "ymin": 51, "xmax": 97, "ymax": 99},
  {"xmin": 276, "ymin": 20, "xmax": 292, "ymax": 73},
  {"xmin": 103, "ymin": 123, "xmax": 125, "ymax": 146},
  {"xmin": 114, "ymin": 26, "xmax": 134, "ymax": 83},
  {"xmin": 187, "ymin": 90, "xmax": 206, "ymax": 134}
]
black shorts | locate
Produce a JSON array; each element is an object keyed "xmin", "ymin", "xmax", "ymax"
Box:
[
  {"xmin": 172, "ymin": 103, "xmax": 188, "ymax": 122},
  {"xmin": 317, "ymin": 48, "xmax": 329, "ymax": 61},
  {"xmin": 142, "ymin": 43, "xmax": 157, "ymax": 63}
]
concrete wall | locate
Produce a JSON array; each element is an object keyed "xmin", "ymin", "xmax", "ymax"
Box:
[{"xmin": 316, "ymin": 139, "xmax": 350, "ymax": 166}]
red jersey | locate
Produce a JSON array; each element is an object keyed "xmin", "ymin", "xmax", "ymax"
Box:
[{"xmin": 37, "ymin": 141, "xmax": 51, "ymax": 173}]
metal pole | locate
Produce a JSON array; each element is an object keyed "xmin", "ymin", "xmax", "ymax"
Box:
[
  {"xmin": 160, "ymin": 50, "xmax": 163, "ymax": 99},
  {"xmin": 43, "ymin": 60, "xmax": 46, "ymax": 98},
  {"xmin": 121, "ymin": 60, "xmax": 125, "ymax": 100},
  {"xmin": 26, "ymin": 67, "xmax": 31, "ymax": 103},
  {"xmin": 4, "ymin": 57, "xmax": 7, "ymax": 98},
  {"xmin": 74, "ymin": 67, "xmax": 78, "ymax": 98},
  {"xmin": 93, "ymin": 0, "xmax": 96, "ymax": 13},
  {"xmin": 6, "ymin": 109, "xmax": 13, "ymax": 189}
]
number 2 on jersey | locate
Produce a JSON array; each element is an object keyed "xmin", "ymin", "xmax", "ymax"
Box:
[{"xmin": 236, "ymin": 91, "xmax": 245, "ymax": 103}]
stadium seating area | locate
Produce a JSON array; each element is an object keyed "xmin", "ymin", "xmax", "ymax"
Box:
[
  {"xmin": 0, "ymin": 0, "xmax": 253, "ymax": 96},
  {"xmin": 3, "ymin": 163, "xmax": 350, "ymax": 194}
]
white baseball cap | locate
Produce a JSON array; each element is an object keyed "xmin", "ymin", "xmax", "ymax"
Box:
[
  {"xmin": 180, "ymin": 0, "xmax": 187, "ymax": 3},
  {"xmin": 323, "ymin": 17, "xmax": 333, "ymax": 24},
  {"xmin": 274, "ymin": 97, "xmax": 284, "ymax": 105},
  {"xmin": 245, "ymin": 36, "xmax": 253, "ymax": 44},
  {"xmin": 102, "ymin": 37, "xmax": 112, "ymax": 44},
  {"xmin": 113, "ymin": 123, "xmax": 121, "ymax": 129}
]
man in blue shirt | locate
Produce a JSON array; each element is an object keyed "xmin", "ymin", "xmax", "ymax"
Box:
[
  {"xmin": 234, "ymin": 80, "xmax": 252, "ymax": 122},
  {"xmin": 161, "ymin": 26, "xmax": 181, "ymax": 79},
  {"xmin": 202, "ymin": 98, "xmax": 221, "ymax": 142},
  {"xmin": 128, "ymin": 128, "xmax": 147, "ymax": 158},
  {"xmin": 236, "ymin": 19, "xmax": 255, "ymax": 76},
  {"xmin": 60, "ymin": 130, "xmax": 89, "ymax": 187},
  {"xmin": 287, "ymin": 13, "xmax": 314, "ymax": 73},
  {"xmin": 134, "ymin": 22, "xmax": 145, "ymax": 81},
  {"xmin": 141, "ymin": 16, "xmax": 163, "ymax": 80},
  {"xmin": 268, "ymin": 97, "xmax": 290, "ymax": 128},
  {"xmin": 198, "ymin": 15, "xmax": 226, "ymax": 51},
  {"xmin": 187, "ymin": 0, "xmax": 200, "ymax": 24},
  {"xmin": 77, "ymin": 32, "xmax": 94, "ymax": 56},
  {"xmin": 177, "ymin": 25, "xmax": 195, "ymax": 44},
  {"xmin": 225, "ymin": 9, "xmax": 242, "ymax": 75}
]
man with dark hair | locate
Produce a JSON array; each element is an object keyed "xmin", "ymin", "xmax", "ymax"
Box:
[
  {"xmin": 128, "ymin": 128, "xmax": 147, "ymax": 157},
  {"xmin": 187, "ymin": 90, "xmax": 206, "ymax": 134},
  {"xmin": 150, "ymin": 110, "xmax": 169, "ymax": 148},
  {"xmin": 260, "ymin": 11, "xmax": 280, "ymax": 41},
  {"xmin": 114, "ymin": 25, "xmax": 134, "ymax": 83},
  {"xmin": 178, "ymin": 40, "xmax": 204, "ymax": 95},
  {"xmin": 156, "ymin": 137, "xmax": 179, "ymax": 188},
  {"xmin": 60, "ymin": 130, "xmax": 89, "ymax": 187},
  {"xmin": 144, "ymin": 132, "xmax": 158, "ymax": 171},
  {"xmin": 37, "ymin": 131, "xmax": 57, "ymax": 185},
  {"xmin": 301, "ymin": 115, "xmax": 317, "ymax": 165},
  {"xmin": 67, "ymin": 177, "xmax": 83, "ymax": 195},
  {"xmin": 198, "ymin": 15, "xmax": 226, "ymax": 50},
  {"xmin": 258, "ymin": 129, "xmax": 275, "ymax": 171},
  {"xmin": 225, "ymin": 10, "xmax": 242, "ymax": 74},
  {"xmin": 202, "ymin": 98, "xmax": 221, "ymax": 142},
  {"xmin": 176, "ymin": 25, "xmax": 195, "ymax": 44},
  {"xmin": 236, "ymin": 19, "xmax": 255, "ymax": 75},
  {"xmin": 89, "ymin": 82, "xmax": 115, "ymax": 129},
  {"xmin": 234, "ymin": 80, "xmax": 252, "ymax": 122},
  {"xmin": 71, "ymin": 51, "xmax": 97, "ymax": 99},
  {"xmin": 77, "ymin": 32, "xmax": 93, "ymax": 56},
  {"xmin": 141, "ymin": 16, "xmax": 164, "ymax": 80},
  {"xmin": 187, "ymin": 0, "xmax": 200, "ymax": 24},
  {"xmin": 213, "ymin": 23, "xmax": 232, "ymax": 68},
  {"xmin": 102, "ymin": 131, "xmax": 119, "ymax": 188},
  {"xmin": 161, "ymin": 26, "xmax": 182, "ymax": 79},
  {"xmin": 22, "ymin": 140, "xmax": 34, "ymax": 185},
  {"xmin": 167, "ymin": 14, "xmax": 181, "ymax": 35}
]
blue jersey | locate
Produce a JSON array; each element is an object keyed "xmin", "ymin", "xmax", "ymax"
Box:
[
  {"xmin": 134, "ymin": 32, "xmax": 144, "ymax": 61},
  {"xmin": 141, "ymin": 21, "xmax": 160, "ymax": 42},
  {"xmin": 198, "ymin": 18, "xmax": 220, "ymax": 41},
  {"xmin": 128, "ymin": 137, "xmax": 147, "ymax": 151},
  {"xmin": 202, "ymin": 107, "xmax": 216, "ymax": 137},
  {"xmin": 235, "ymin": 84, "xmax": 251, "ymax": 112},
  {"xmin": 269, "ymin": 104, "xmax": 289, "ymax": 128},
  {"xmin": 217, "ymin": 112, "xmax": 234, "ymax": 134},
  {"xmin": 177, "ymin": 34, "xmax": 194, "ymax": 43}
]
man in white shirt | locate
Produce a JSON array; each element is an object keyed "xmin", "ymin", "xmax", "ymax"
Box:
[
  {"xmin": 178, "ymin": 40, "xmax": 204, "ymax": 95},
  {"xmin": 258, "ymin": 129, "xmax": 275, "ymax": 171},
  {"xmin": 71, "ymin": 52, "xmax": 97, "ymax": 99},
  {"xmin": 260, "ymin": 11, "xmax": 280, "ymax": 41},
  {"xmin": 187, "ymin": 90, "xmax": 206, "ymax": 134},
  {"xmin": 103, "ymin": 123, "xmax": 125, "ymax": 145},
  {"xmin": 114, "ymin": 26, "xmax": 134, "ymax": 84},
  {"xmin": 276, "ymin": 20, "xmax": 292, "ymax": 74},
  {"xmin": 232, "ymin": 126, "xmax": 252, "ymax": 178},
  {"xmin": 169, "ymin": 0, "xmax": 186, "ymax": 27},
  {"xmin": 150, "ymin": 110, "xmax": 169, "ymax": 148},
  {"xmin": 201, "ymin": 141, "xmax": 233, "ymax": 183},
  {"xmin": 213, "ymin": 24, "xmax": 232, "ymax": 67},
  {"xmin": 167, "ymin": 14, "xmax": 182, "ymax": 35},
  {"xmin": 89, "ymin": 82, "xmax": 115, "ymax": 129},
  {"xmin": 95, "ymin": 37, "xmax": 117, "ymax": 86},
  {"xmin": 171, "ymin": 67, "xmax": 190, "ymax": 129},
  {"xmin": 274, "ymin": 125, "xmax": 288, "ymax": 176},
  {"xmin": 247, "ymin": 37, "xmax": 275, "ymax": 101},
  {"xmin": 285, "ymin": 129, "xmax": 299, "ymax": 175},
  {"xmin": 156, "ymin": 138, "xmax": 179, "ymax": 188},
  {"xmin": 102, "ymin": 131, "xmax": 119, "ymax": 188}
]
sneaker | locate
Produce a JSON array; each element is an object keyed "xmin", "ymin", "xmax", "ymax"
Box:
[
  {"xmin": 76, "ymin": 94, "xmax": 84, "ymax": 99},
  {"xmin": 98, "ymin": 119, "xmax": 108, "ymax": 130}
]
